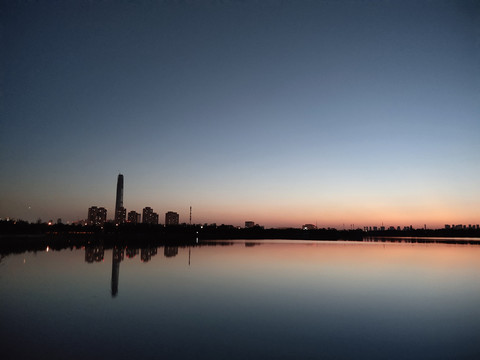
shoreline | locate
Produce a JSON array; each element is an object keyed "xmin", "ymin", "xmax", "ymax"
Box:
[{"xmin": 1, "ymin": 229, "xmax": 480, "ymax": 257}]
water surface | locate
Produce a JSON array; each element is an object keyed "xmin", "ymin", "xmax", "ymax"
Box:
[{"xmin": 1, "ymin": 240, "xmax": 479, "ymax": 359}]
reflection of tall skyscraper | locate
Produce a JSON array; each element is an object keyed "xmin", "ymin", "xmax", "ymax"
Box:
[
  {"xmin": 111, "ymin": 246, "xmax": 124, "ymax": 297},
  {"xmin": 115, "ymin": 174, "xmax": 125, "ymax": 224}
]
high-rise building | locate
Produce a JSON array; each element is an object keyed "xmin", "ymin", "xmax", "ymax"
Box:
[
  {"xmin": 116, "ymin": 207, "xmax": 126, "ymax": 224},
  {"xmin": 127, "ymin": 211, "xmax": 141, "ymax": 224},
  {"xmin": 165, "ymin": 211, "xmax": 179, "ymax": 226},
  {"xmin": 87, "ymin": 206, "xmax": 107, "ymax": 226},
  {"xmin": 114, "ymin": 174, "xmax": 124, "ymax": 224},
  {"xmin": 143, "ymin": 207, "xmax": 159, "ymax": 224}
]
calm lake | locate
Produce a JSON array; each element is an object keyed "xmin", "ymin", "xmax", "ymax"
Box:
[{"xmin": 1, "ymin": 239, "xmax": 479, "ymax": 359}]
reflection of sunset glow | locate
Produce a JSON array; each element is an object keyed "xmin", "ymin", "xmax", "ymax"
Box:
[{"xmin": 188, "ymin": 241, "xmax": 480, "ymax": 278}]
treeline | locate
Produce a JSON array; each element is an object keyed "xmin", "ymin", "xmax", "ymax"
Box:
[
  {"xmin": 1, "ymin": 220, "xmax": 479, "ymax": 256},
  {"xmin": 2, "ymin": 220, "xmax": 480, "ymax": 239},
  {"xmin": 0, "ymin": 221, "xmax": 362, "ymax": 240}
]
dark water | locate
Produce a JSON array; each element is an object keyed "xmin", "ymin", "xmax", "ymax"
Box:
[{"xmin": 1, "ymin": 240, "xmax": 479, "ymax": 359}]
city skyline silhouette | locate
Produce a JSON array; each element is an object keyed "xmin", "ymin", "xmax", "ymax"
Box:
[{"xmin": 77, "ymin": 173, "xmax": 478, "ymax": 231}]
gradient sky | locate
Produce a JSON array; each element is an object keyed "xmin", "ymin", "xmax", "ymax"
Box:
[{"xmin": 1, "ymin": 0, "xmax": 479, "ymax": 228}]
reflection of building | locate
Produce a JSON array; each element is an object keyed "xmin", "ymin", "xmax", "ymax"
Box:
[
  {"xmin": 85, "ymin": 244, "xmax": 104, "ymax": 262},
  {"xmin": 164, "ymin": 246, "xmax": 178, "ymax": 258},
  {"xmin": 114, "ymin": 174, "xmax": 125, "ymax": 224},
  {"xmin": 128, "ymin": 211, "xmax": 141, "ymax": 224},
  {"xmin": 87, "ymin": 206, "xmax": 107, "ymax": 226},
  {"xmin": 125, "ymin": 247, "xmax": 139, "ymax": 258},
  {"xmin": 165, "ymin": 211, "xmax": 179, "ymax": 226},
  {"xmin": 111, "ymin": 246, "xmax": 124, "ymax": 297},
  {"xmin": 143, "ymin": 207, "xmax": 159, "ymax": 224},
  {"xmin": 141, "ymin": 247, "xmax": 158, "ymax": 262},
  {"xmin": 245, "ymin": 221, "xmax": 255, "ymax": 228}
]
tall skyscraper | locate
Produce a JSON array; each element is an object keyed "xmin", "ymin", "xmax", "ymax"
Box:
[{"xmin": 114, "ymin": 174, "xmax": 125, "ymax": 224}]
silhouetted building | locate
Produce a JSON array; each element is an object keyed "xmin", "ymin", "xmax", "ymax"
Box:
[
  {"xmin": 302, "ymin": 224, "xmax": 316, "ymax": 230},
  {"xmin": 165, "ymin": 211, "xmax": 179, "ymax": 226},
  {"xmin": 87, "ymin": 206, "xmax": 107, "ymax": 226},
  {"xmin": 114, "ymin": 174, "xmax": 124, "ymax": 224},
  {"xmin": 143, "ymin": 207, "xmax": 159, "ymax": 224},
  {"xmin": 128, "ymin": 211, "xmax": 141, "ymax": 224},
  {"xmin": 245, "ymin": 221, "xmax": 255, "ymax": 228}
]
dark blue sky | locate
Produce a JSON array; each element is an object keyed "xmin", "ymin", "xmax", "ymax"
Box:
[{"xmin": 1, "ymin": 0, "xmax": 479, "ymax": 227}]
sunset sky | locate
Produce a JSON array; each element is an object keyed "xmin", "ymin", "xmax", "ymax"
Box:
[{"xmin": 1, "ymin": 0, "xmax": 479, "ymax": 228}]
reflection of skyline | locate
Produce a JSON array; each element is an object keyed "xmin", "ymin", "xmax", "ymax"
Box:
[
  {"xmin": 84, "ymin": 244, "xmax": 185, "ymax": 265},
  {"xmin": 82, "ymin": 243, "xmax": 243, "ymax": 297},
  {"xmin": 87, "ymin": 244, "xmax": 172, "ymax": 297}
]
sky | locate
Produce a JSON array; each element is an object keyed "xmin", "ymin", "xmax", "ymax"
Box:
[{"xmin": 1, "ymin": 0, "xmax": 479, "ymax": 228}]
